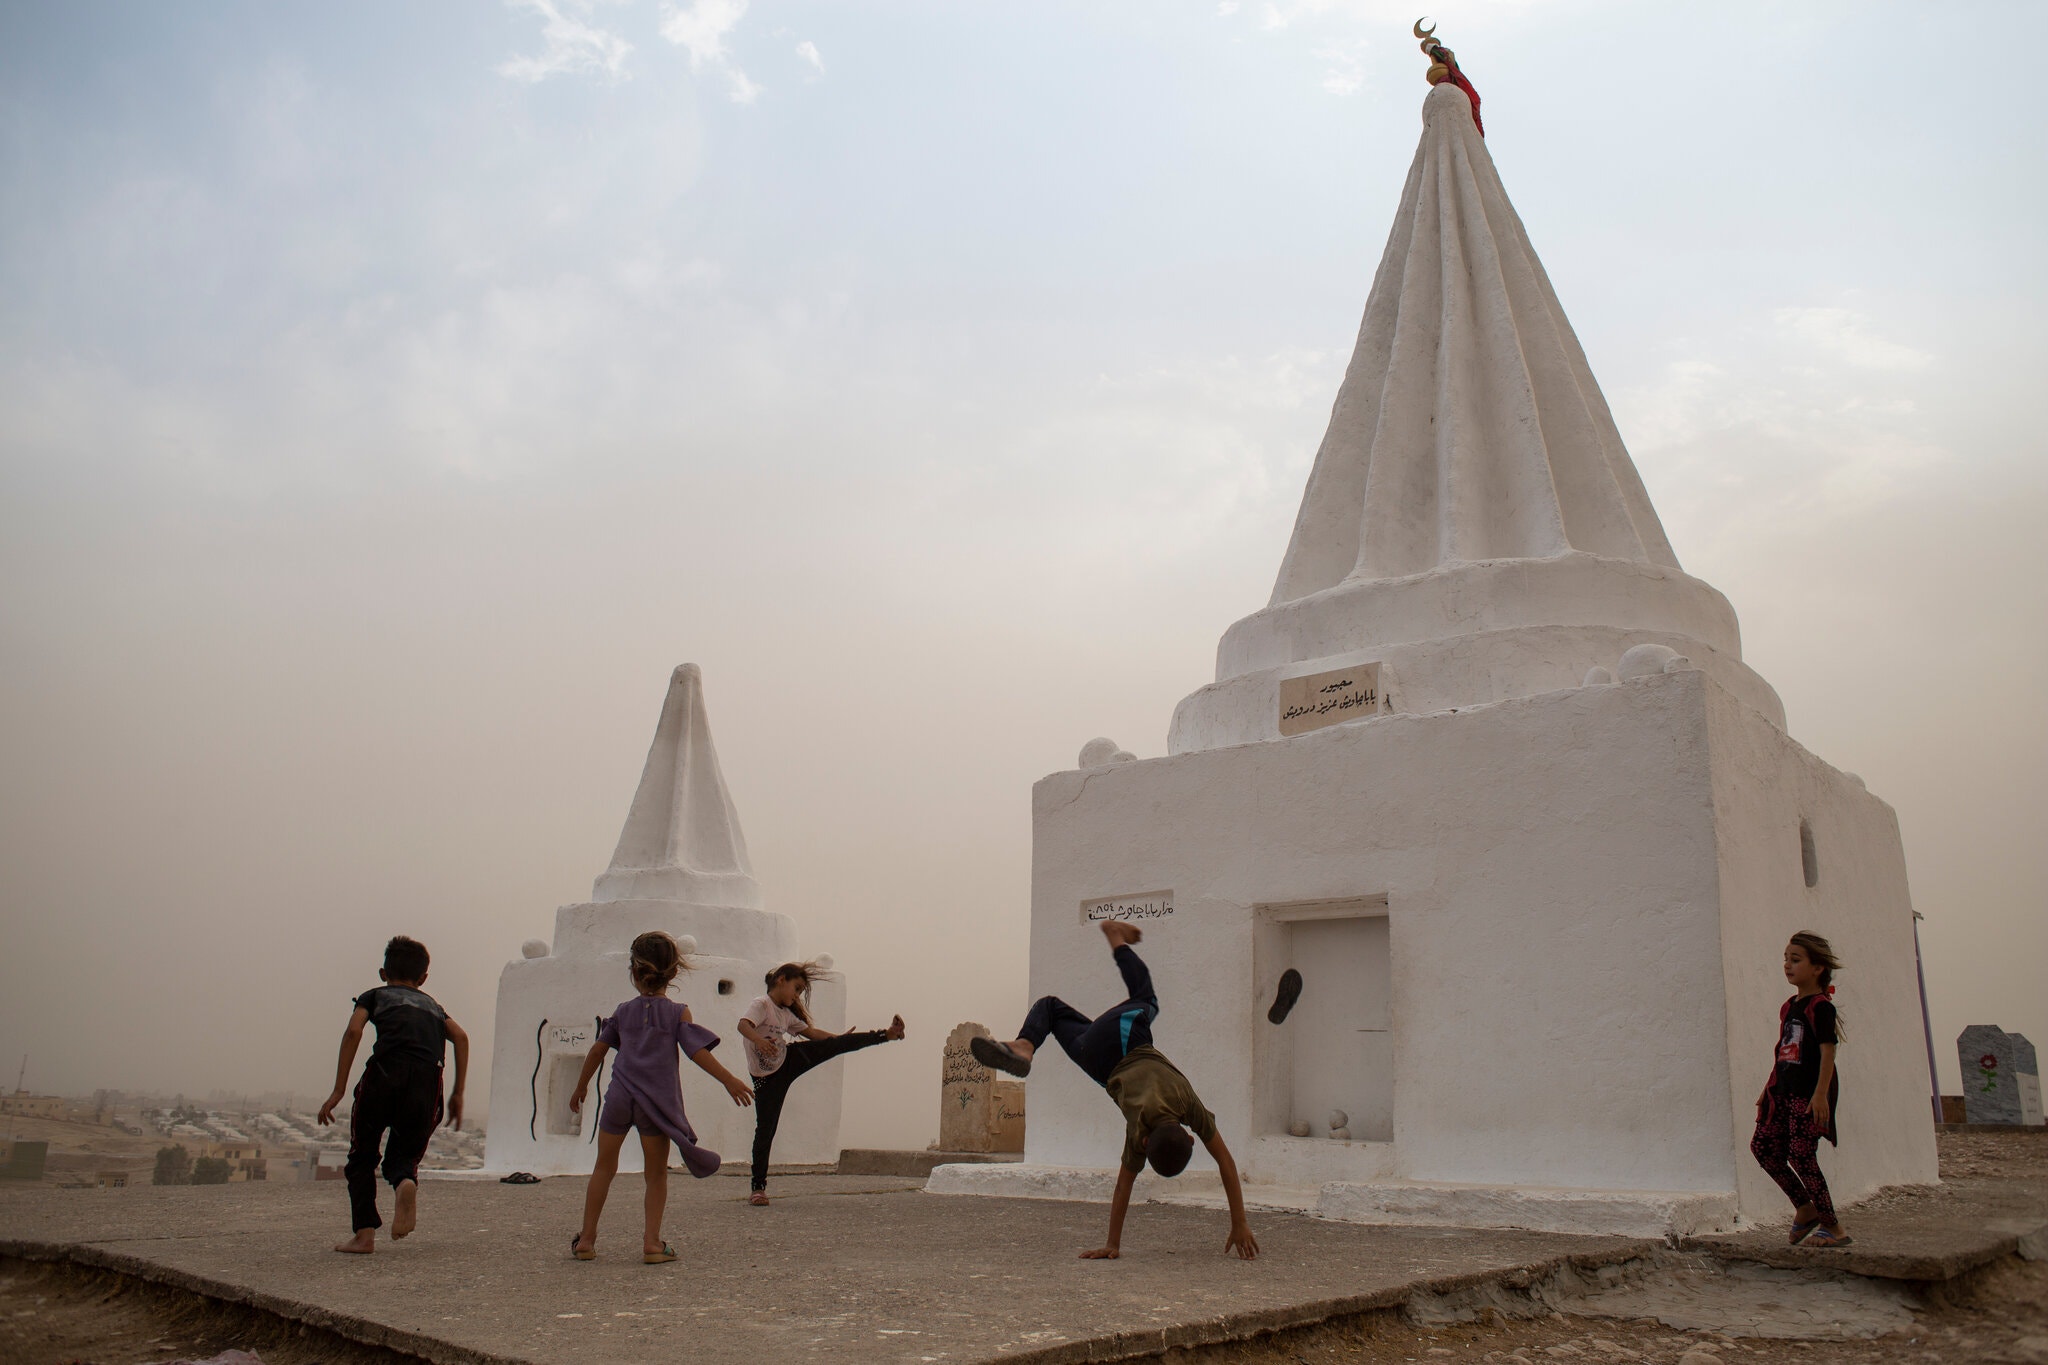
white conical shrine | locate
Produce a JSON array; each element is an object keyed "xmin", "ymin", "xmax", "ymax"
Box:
[
  {"xmin": 485, "ymin": 666, "xmax": 846, "ymax": 1176},
  {"xmin": 1174, "ymin": 82, "xmax": 1782, "ymax": 754},
  {"xmin": 593, "ymin": 664, "xmax": 760, "ymax": 908},
  {"xmin": 935, "ymin": 71, "xmax": 1935, "ymax": 1234}
]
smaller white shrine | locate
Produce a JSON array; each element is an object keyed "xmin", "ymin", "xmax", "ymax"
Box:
[{"xmin": 483, "ymin": 665, "xmax": 845, "ymax": 1176}]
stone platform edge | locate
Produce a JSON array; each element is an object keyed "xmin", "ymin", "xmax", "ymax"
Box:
[
  {"xmin": 837, "ymin": 1148, "xmax": 1021, "ymax": 1178},
  {"xmin": 0, "ymin": 1236, "xmax": 519, "ymax": 1365},
  {"xmin": 2, "ymin": 1229, "xmax": 1670, "ymax": 1365},
  {"xmin": 1680, "ymin": 1217, "xmax": 2048, "ymax": 1282},
  {"xmin": 926, "ymin": 1163, "xmax": 1736, "ymax": 1240}
]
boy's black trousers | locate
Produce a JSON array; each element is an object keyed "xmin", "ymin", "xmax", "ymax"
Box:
[{"xmin": 344, "ymin": 1054, "xmax": 443, "ymax": 1231}]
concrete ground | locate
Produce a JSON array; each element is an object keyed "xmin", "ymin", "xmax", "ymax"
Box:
[
  {"xmin": 0, "ymin": 1171, "xmax": 1648, "ymax": 1365},
  {"xmin": 2, "ymin": 1131, "xmax": 2043, "ymax": 1365}
]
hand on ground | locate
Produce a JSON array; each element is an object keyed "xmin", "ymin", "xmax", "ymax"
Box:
[{"xmin": 1225, "ymin": 1222, "xmax": 1260, "ymax": 1260}]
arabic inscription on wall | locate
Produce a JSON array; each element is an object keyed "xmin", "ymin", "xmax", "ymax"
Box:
[
  {"xmin": 1080, "ymin": 890, "xmax": 1175, "ymax": 924},
  {"xmin": 1278, "ymin": 663, "xmax": 1382, "ymax": 737}
]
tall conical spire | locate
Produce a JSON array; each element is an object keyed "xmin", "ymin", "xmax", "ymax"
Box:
[
  {"xmin": 1167, "ymin": 73, "xmax": 1786, "ymax": 753},
  {"xmin": 591, "ymin": 664, "xmax": 762, "ymax": 908},
  {"xmin": 1271, "ymin": 80, "xmax": 1677, "ymax": 605}
]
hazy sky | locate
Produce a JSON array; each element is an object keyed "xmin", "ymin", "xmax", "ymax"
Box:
[{"xmin": 2, "ymin": 1, "xmax": 2042, "ymax": 1151}]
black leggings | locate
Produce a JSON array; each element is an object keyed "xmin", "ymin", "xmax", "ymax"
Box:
[
  {"xmin": 750, "ymin": 1030, "xmax": 889, "ymax": 1190},
  {"xmin": 1017, "ymin": 944, "xmax": 1158, "ymax": 1087}
]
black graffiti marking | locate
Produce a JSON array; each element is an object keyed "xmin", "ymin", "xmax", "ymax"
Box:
[{"xmin": 529, "ymin": 1017, "xmax": 548, "ymax": 1141}]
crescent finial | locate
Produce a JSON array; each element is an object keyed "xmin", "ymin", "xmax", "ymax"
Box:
[{"xmin": 1413, "ymin": 17, "xmax": 1436, "ymax": 41}]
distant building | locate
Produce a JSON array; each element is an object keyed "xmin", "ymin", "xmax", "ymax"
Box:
[
  {"xmin": 0, "ymin": 1140, "xmax": 50, "ymax": 1180},
  {"xmin": 0, "ymin": 1093, "xmax": 67, "ymax": 1119}
]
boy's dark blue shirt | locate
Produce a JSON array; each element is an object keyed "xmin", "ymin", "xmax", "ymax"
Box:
[{"xmin": 354, "ymin": 984, "xmax": 448, "ymax": 1066}]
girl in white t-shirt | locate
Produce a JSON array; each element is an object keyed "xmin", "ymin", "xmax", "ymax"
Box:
[{"xmin": 737, "ymin": 962, "xmax": 904, "ymax": 1205}]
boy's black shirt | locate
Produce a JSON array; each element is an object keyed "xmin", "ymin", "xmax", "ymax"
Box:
[{"xmin": 354, "ymin": 985, "xmax": 449, "ymax": 1067}]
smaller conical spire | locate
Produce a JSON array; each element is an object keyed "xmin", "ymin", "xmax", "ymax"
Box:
[{"xmin": 591, "ymin": 664, "xmax": 762, "ymax": 908}]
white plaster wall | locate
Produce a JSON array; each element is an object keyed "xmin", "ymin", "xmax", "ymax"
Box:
[
  {"xmin": 1029, "ymin": 672, "xmax": 1740, "ymax": 1195},
  {"xmin": 1170, "ymin": 624, "xmax": 1781, "ymax": 753},
  {"xmin": 483, "ymin": 924, "xmax": 845, "ymax": 1177},
  {"xmin": 1700, "ymin": 684, "xmax": 1941, "ymax": 1219},
  {"xmin": 1200, "ymin": 555, "xmax": 1784, "ymax": 736}
]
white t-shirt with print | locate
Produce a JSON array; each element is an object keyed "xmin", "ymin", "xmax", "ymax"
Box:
[{"xmin": 740, "ymin": 995, "xmax": 809, "ymax": 1077}]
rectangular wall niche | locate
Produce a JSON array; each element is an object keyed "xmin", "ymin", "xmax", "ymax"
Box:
[
  {"xmin": 1255, "ymin": 898, "xmax": 1392, "ymax": 1143},
  {"xmin": 544, "ymin": 1054, "xmax": 588, "ymax": 1137}
]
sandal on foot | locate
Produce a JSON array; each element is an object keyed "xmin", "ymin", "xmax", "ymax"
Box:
[
  {"xmin": 1787, "ymin": 1218, "xmax": 1819, "ymax": 1245},
  {"xmin": 571, "ymin": 1234, "xmax": 595, "ymax": 1261},
  {"xmin": 1267, "ymin": 968, "xmax": 1304, "ymax": 1025},
  {"xmin": 970, "ymin": 1035, "xmax": 1031, "ymax": 1078},
  {"xmin": 644, "ymin": 1243, "xmax": 678, "ymax": 1263},
  {"xmin": 748, "ymin": 1190, "xmax": 770, "ymax": 1206},
  {"xmin": 1805, "ymin": 1226, "xmax": 1853, "ymax": 1248}
]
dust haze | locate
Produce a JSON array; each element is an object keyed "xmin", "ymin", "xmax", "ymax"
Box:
[{"xmin": 2, "ymin": 2, "xmax": 2042, "ymax": 1148}]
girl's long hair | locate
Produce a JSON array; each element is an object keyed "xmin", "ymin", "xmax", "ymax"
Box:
[
  {"xmin": 1788, "ymin": 930, "xmax": 1845, "ymax": 1038},
  {"xmin": 764, "ymin": 961, "xmax": 833, "ymax": 1026},
  {"xmin": 630, "ymin": 931, "xmax": 688, "ymax": 994}
]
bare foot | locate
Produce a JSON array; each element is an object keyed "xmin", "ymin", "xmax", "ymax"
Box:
[
  {"xmin": 886, "ymin": 1014, "xmax": 905, "ymax": 1041},
  {"xmin": 1100, "ymin": 919, "xmax": 1142, "ymax": 948},
  {"xmin": 334, "ymin": 1230, "xmax": 376, "ymax": 1254},
  {"xmin": 391, "ymin": 1179, "xmax": 418, "ymax": 1238}
]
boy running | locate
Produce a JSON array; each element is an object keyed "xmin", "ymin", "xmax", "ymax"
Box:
[
  {"xmin": 318, "ymin": 935, "xmax": 469, "ymax": 1254},
  {"xmin": 973, "ymin": 921, "xmax": 1258, "ymax": 1260}
]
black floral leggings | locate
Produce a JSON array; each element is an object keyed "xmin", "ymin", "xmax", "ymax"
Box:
[
  {"xmin": 750, "ymin": 1030, "xmax": 889, "ymax": 1191},
  {"xmin": 1750, "ymin": 1094, "xmax": 1834, "ymax": 1222}
]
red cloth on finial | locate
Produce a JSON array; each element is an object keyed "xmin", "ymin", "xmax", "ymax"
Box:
[{"xmin": 1444, "ymin": 66, "xmax": 1483, "ymax": 137}]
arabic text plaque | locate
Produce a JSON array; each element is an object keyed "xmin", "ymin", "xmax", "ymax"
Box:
[
  {"xmin": 1278, "ymin": 662, "xmax": 1383, "ymax": 737},
  {"xmin": 1080, "ymin": 890, "xmax": 1175, "ymax": 924}
]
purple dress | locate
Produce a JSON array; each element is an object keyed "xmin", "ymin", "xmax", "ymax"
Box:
[{"xmin": 596, "ymin": 995, "xmax": 724, "ymax": 1178}]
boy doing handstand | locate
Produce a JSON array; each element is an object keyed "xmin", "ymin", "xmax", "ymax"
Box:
[
  {"xmin": 974, "ymin": 920, "xmax": 1258, "ymax": 1260},
  {"xmin": 318, "ymin": 935, "xmax": 470, "ymax": 1254}
]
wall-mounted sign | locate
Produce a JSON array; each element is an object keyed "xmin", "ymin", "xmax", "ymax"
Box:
[
  {"xmin": 548, "ymin": 1024, "xmax": 594, "ymax": 1050},
  {"xmin": 1081, "ymin": 890, "xmax": 1174, "ymax": 924},
  {"xmin": 1279, "ymin": 662, "xmax": 1383, "ymax": 737}
]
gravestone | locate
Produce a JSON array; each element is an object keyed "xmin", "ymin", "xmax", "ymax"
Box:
[
  {"xmin": 941, "ymin": 1023, "xmax": 1025, "ymax": 1154},
  {"xmin": 2014, "ymin": 1034, "xmax": 2044, "ymax": 1126},
  {"xmin": 1957, "ymin": 1025, "xmax": 2044, "ymax": 1125}
]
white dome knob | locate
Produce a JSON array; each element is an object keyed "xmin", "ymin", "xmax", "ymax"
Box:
[{"xmin": 1078, "ymin": 737, "xmax": 1121, "ymax": 768}]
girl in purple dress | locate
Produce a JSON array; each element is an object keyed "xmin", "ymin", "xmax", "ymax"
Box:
[{"xmin": 568, "ymin": 931, "xmax": 754, "ymax": 1263}]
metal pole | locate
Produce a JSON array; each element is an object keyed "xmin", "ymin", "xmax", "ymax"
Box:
[{"xmin": 1912, "ymin": 910, "xmax": 1942, "ymax": 1126}]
